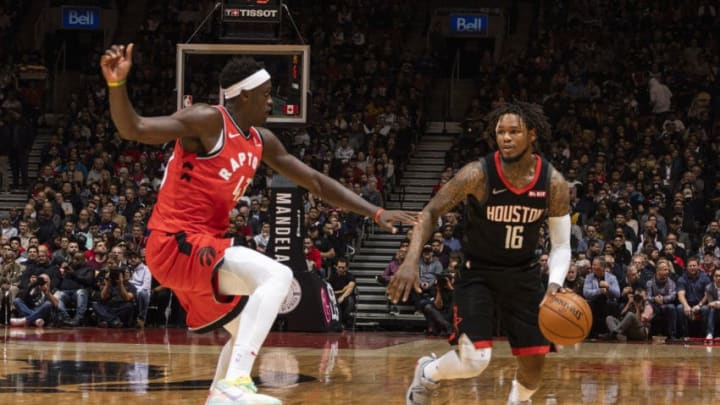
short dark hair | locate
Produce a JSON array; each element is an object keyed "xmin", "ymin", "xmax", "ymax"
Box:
[
  {"xmin": 485, "ymin": 101, "xmax": 552, "ymax": 145},
  {"xmin": 219, "ymin": 57, "xmax": 264, "ymax": 90}
]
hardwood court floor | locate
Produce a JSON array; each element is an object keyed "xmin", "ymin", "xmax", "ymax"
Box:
[{"xmin": 2, "ymin": 326, "xmax": 720, "ymax": 404}]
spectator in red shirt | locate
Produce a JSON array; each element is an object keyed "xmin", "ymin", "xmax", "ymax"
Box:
[{"xmin": 304, "ymin": 237, "xmax": 323, "ymax": 277}]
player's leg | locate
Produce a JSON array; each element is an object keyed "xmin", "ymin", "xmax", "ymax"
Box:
[
  {"xmin": 407, "ymin": 271, "xmax": 494, "ymax": 405},
  {"xmin": 207, "ymin": 245, "xmax": 292, "ymax": 405},
  {"xmin": 509, "ymin": 354, "xmax": 545, "ymax": 403},
  {"xmin": 501, "ymin": 266, "xmax": 551, "ymax": 404}
]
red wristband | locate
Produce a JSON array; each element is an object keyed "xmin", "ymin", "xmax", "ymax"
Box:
[{"xmin": 373, "ymin": 208, "xmax": 384, "ymax": 223}]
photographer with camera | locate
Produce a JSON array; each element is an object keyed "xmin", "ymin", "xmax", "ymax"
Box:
[
  {"xmin": 91, "ymin": 262, "xmax": 136, "ymax": 328},
  {"xmin": 433, "ymin": 252, "xmax": 460, "ymax": 327},
  {"xmin": 54, "ymin": 251, "xmax": 95, "ymax": 326},
  {"xmin": 10, "ymin": 273, "xmax": 59, "ymax": 327},
  {"xmin": 600, "ymin": 287, "xmax": 654, "ymax": 341}
]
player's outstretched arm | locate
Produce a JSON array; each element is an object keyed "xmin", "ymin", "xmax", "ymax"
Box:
[
  {"xmin": 100, "ymin": 43, "xmax": 220, "ymax": 145},
  {"xmin": 260, "ymin": 129, "xmax": 418, "ymax": 232},
  {"xmin": 541, "ymin": 168, "xmax": 572, "ymax": 305},
  {"xmin": 387, "ymin": 161, "xmax": 485, "ymax": 304}
]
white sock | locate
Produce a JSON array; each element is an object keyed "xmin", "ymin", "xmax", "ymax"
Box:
[
  {"xmin": 211, "ymin": 339, "xmax": 234, "ymax": 390},
  {"xmin": 508, "ymin": 379, "xmax": 537, "ymax": 402},
  {"xmin": 218, "ymin": 247, "xmax": 293, "ymax": 380}
]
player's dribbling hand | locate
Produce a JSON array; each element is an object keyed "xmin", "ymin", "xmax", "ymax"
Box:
[
  {"xmin": 100, "ymin": 43, "xmax": 134, "ymax": 83},
  {"xmin": 540, "ymin": 282, "xmax": 566, "ymax": 307},
  {"xmin": 375, "ymin": 210, "xmax": 420, "ymax": 234},
  {"xmin": 387, "ymin": 262, "xmax": 422, "ymax": 304}
]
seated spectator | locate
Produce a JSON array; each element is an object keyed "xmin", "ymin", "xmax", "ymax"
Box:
[
  {"xmin": 253, "ymin": 223, "xmax": 270, "ymax": 254},
  {"xmin": 601, "ymin": 287, "xmax": 654, "ymax": 342},
  {"xmin": 646, "ymin": 259, "xmax": 678, "ymax": 340},
  {"xmin": 583, "ymin": 256, "xmax": 621, "ymax": 338},
  {"xmin": 431, "ymin": 238, "xmax": 449, "ymax": 269},
  {"xmin": 92, "ymin": 264, "xmax": 136, "ymax": 327},
  {"xmin": 676, "ymin": 258, "xmax": 710, "ymax": 338},
  {"xmin": 327, "ymin": 258, "xmax": 355, "ymax": 329},
  {"xmin": 563, "ymin": 262, "xmax": 585, "ymax": 296},
  {"xmin": 10, "ymin": 273, "xmax": 58, "ymax": 327},
  {"xmin": 703, "ymin": 268, "xmax": 720, "ymax": 341},
  {"xmin": 414, "ymin": 245, "xmax": 452, "ymax": 336},
  {"xmin": 1, "ymin": 215, "xmax": 17, "ymax": 239},
  {"xmin": 0, "ymin": 245, "xmax": 23, "ymax": 313},
  {"xmin": 442, "ymin": 224, "xmax": 461, "ymax": 252},
  {"xmin": 127, "ymin": 250, "xmax": 151, "ymax": 328},
  {"xmin": 618, "ymin": 264, "xmax": 643, "ymax": 308},
  {"xmin": 54, "ymin": 252, "xmax": 94, "ymax": 326},
  {"xmin": 304, "ymin": 237, "xmax": 323, "ymax": 276}
]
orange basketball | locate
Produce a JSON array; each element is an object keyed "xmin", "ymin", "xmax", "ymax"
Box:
[{"xmin": 538, "ymin": 292, "xmax": 592, "ymax": 345}]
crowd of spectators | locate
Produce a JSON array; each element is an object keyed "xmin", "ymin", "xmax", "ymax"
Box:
[
  {"xmin": 413, "ymin": 0, "xmax": 720, "ymax": 340},
  {"xmin": 0, "ymin": 0, "xmax": 431, "ymax": 329}
]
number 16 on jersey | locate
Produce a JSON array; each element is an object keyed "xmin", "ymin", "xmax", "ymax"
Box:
[{"xmin": 504, "ymin": 225, "xmax": 524, "ymax": 249}]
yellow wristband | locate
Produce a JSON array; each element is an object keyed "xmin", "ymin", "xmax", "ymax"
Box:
[{"xmin": 107, "ymin": 79, "xmax": 127, "ymax": 88}]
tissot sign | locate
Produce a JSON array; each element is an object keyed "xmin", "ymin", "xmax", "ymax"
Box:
[
  {"xmin": 61, "ymin": 6, "xmax": 101, "ymax": 29},
  {"xmin": 223, "ymin": 0, "xmax": 281, "ymax": 23},
  {"xmin": 450, "ymin": 14, "xmax": 488, "ymax": 35}
]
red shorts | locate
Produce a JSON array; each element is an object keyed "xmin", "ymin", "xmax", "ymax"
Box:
[{"xmin": 145, "ymin": 231, "xmax": 246, "ymax": 332}]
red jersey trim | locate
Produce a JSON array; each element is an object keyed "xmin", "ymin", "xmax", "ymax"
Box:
[
  {"xmin": 494, "ymin": 151, "xmax": 543, "ymax": 195},
  {"xmin": 217, "ymin": 106, "xmax": 250, "ymax": 140},
  {"xmin": 512, "ymin": 345, "xmax": 551, "ymax": 356},
  {"xmin": 473, "ymin": 340, "xmax": 493, "ymax": 349}
]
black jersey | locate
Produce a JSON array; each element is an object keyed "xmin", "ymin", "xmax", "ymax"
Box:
[{"xmin": 462, "ymin": 151, "xmax": 552, "ymax": 269}]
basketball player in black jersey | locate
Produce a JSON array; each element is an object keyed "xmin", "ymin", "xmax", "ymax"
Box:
[{"xmin": 389, "ymin": 102, "xmax": 572, "ymax": 405}]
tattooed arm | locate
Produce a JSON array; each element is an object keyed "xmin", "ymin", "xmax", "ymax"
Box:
[
  {"xmin": 543, "ymin": 168, "xmax": 572, "ymax": 300},
  {"xmin": 388, "ymin": 161, "xmax": 486, "ymax": 303}
]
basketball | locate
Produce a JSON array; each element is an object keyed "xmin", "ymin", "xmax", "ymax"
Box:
[{"xmin": 538, "ymin": 292, "xmax": 592, "ymax": 345}]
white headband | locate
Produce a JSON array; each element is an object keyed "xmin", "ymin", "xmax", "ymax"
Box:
[{"xmin": 221, "ymin": 69, "xmax": 271, "ymax": 100}]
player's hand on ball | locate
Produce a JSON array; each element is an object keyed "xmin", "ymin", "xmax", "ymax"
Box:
[
  {"xmin": 101, "ymin": 43, "xmax": 134, "ymax": 83},
  {"xmin": 540, "ymin": 282, "xmax": 566, "ymax": 308}
]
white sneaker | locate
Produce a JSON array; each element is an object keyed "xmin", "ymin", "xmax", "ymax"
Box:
[
  {"xmin": 10, "ymin": 317, "xmax": 26, "ymax": 327},
  {"xmin": 406, "ymin": 355, "xmax": 439, "ymax": 405},
  {"xmin": 206, "ymin": 376, "xmax": 281, "ymax": 405},
  {"xmin": 706, "ymin": 333, "xmax": 714, "ymax": 341},
  {"xmin": 508, "ymin": 380, "xmax": 533, "ymax": 405},
  {"xmin": 34, "ymin": 319, "xmax": 44, "ymax": 327}
]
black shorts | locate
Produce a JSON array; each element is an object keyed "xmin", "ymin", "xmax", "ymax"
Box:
[{"xmin": 450, "ymin": 262, "xmax": 550, "ymax": 355}]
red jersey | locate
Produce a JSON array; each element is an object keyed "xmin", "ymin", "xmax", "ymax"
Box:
[{"xmin": 148, "ymin": 106, "xmax": 264, "ymax": 237}]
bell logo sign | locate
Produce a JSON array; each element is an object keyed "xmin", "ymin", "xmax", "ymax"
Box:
[{"xmin": 450, "ymin": 14, "xmax": 488, "ymax": 34}]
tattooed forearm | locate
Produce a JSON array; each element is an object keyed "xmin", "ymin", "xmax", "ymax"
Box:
[
  {"xmin": 428, "ymin": 162, "xmax": 485, "ymax": 217},
  {"xmin": 406, "ymin": 162, "xmax": 485, "ymax": 262},
  {"xmin": 547, "ymin": 168, "xmax": 570, "ymax": 217}
]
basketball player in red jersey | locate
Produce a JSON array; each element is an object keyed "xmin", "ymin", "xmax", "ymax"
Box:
[
  {"xmin": 101, "ymin": 43, "xmax": 417, "ymax": 405},
  {"xmin": 389, "ymin": 102, "xmax": 571, "ymax": 405}
]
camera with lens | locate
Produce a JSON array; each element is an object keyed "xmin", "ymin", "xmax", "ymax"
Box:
[
  {"xmin": 34, "ymin": 277, "xmax": 47, "ymax": 287},
  {"xmin": 633, "ymin": 294, "xmax": 643, "ymax": 303},
  {"xmin": 107, "ymin": 267, "xmax": 121, "ymax": 285}
]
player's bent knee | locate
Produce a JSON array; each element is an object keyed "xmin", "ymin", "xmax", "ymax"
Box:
[{"xmin": 274, "ymin": 264, "xmax": 293, "ymax": 286}]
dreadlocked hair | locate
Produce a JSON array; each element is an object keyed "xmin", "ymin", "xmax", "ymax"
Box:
[
  {"xmin": 219, "ymin": 57, "xmax": 264, "ymax": 90},
  {"xmin": 484, "ymin": 101, "xmax": 552, "ymax": 143}
]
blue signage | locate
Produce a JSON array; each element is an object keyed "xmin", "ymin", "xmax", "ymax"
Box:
[
  {"xmin": 61, "ymin": 6, "xmax": 100, "ymax": 30},
  {"xmin": 450, "ymin": 14, "xmax": 488, "ymax": 34}
]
